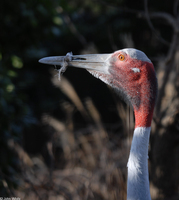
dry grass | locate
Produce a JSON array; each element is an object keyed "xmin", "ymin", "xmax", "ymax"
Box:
[
  {"xmin": 13, "ymin": 75, "xmax": 131, "ymax": 200},
  {"xmin": 12, "ymin": 70, "xmax": 179, "ymax": 199}
]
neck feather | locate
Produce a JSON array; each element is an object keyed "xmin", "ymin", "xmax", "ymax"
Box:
[
  {"xmin": 127, "ymin": 127, "xmax": 151, "ymax": 200},
  {"xmin": 134, "ymin": 107, "xmax": 154, "ymax": 128}
]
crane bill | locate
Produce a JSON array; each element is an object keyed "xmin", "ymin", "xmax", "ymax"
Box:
[
  {"xmin": 39, "ymin": 53, "xmax": 111, "ymax": 72},
  {"xmin": 39, "ymin": 52, "xmax": 73, "ymax": 66}
]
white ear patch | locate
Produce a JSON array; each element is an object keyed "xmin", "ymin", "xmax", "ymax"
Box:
[{"xmin": 132, "ymin": 68, "xmax": 140, "ymax": 73}]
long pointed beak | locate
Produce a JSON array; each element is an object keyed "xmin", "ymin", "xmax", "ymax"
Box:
[{"xmin": 39, "ymin": 53, "xmax": 111, "ymax": 72}]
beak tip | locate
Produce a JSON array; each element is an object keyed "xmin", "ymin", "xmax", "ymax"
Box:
[
  {"xmin": 38, "ymin": 57, "xmax": 50, "ymax": 65},
  {"xmin": 38, "ymin": 56, "xmax": 64, "ymax": 65},
  {"xmin": 38, "ymin": 58, "xmax": 42, "ymax": 63}
]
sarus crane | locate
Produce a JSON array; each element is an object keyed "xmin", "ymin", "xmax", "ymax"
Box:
[{"xmin": 39, "ymin": 48, "xmax": 158, "ymax": 200}]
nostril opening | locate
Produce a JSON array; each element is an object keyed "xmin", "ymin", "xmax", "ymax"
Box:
[{"xmin": 72, "ymin": 57, "xmax": 86, "ymax": 61}]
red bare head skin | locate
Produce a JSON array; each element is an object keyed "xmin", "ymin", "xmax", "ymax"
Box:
[
  {"xmin": 110, "ymin": 50, "xmax": 157, "ymax": 128},
  {"xmin": 90, "ymin": 49, "xmax": 158, "ymax": 128}
]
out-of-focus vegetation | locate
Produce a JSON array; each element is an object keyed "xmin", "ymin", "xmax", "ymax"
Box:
[{"xmin": 1, "ymin": 0, "xmax": 179, "ymax": 199}]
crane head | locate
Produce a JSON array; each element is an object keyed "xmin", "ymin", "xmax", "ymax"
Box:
[{"xmin": 39, "ymin": 48, "xmax": 157, "ymax": 128}]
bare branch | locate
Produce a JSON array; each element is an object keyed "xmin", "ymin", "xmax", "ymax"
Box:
[
  {"xmin": 95, "ymin": 0, "xmax": 141, "ymax": 15},
  {"xmin": 63, "ymin": 13, "xmax": 88, "ymax": 47},
  {"xmin": 96, "ymin": 0, "xmax": 178, "ymax": 46},
  {"xmin": 144, "ymin": 0, "xmax": 170, "ymax": 46},
  {"xmin": 173, "ymin": 0, "xmax": 179, "ymax": 17},
  {"xmin": 165, "ymin": 32, "xmax": 178, "ymax": 64},
  {"xmin": 107, "ymin": 26, "xmax": 118, "ymax": 51},
  {"xmin": 155, "ymin": 32, "xmax": 179, "ymax": 115},
  {"xmin": 149, "ymin": 12, "xmax": 179, "ymax": 32}
]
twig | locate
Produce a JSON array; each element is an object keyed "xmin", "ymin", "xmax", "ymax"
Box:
[
  {"xmin": 155, "ymin": 32, "xmax": 179, "ymax": 115},
  {"xmin": 94, "ymin": 0, "xmax": 141, "ymax": 14},
  {"xmin": 144, "ymin": 0, "xmax": 170, "ymax": 46},
  {"xmin": 149, "ymin": 12, "xmax": 179, "ymax": 32},
  {"xmin": 63, "ymin": 13, "xmax": 88, "ymax": 47},
  {"xmin": 173, "ymin": 0, "xmax": 179, "ymax": 17},
  {"xmin": 96, "ymin": 0, "xmax": 179, "ymax": 46},
  {"xmin": 165, "ymin": 32, "xmax": 178, "ymax": 64},
  {"xmin": 107, "ymin": 25, "xmax": 118, "ymax": 51}
]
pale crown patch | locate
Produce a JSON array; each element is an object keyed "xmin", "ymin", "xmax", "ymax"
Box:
[{"xmin": 122, "ymin": 48, "xmax": 151, "ymax": 63}]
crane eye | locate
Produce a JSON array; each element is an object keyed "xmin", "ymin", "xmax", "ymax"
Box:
[{"xmin": 118, "ymin": 54, "xmax": 125, "ymax": 61}]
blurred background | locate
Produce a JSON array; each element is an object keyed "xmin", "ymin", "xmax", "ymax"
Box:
[{"xmin": 1, "ymin": 0, "xmax": 179, "ymax": 199}]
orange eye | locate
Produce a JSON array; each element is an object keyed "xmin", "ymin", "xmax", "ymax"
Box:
[{"xmin": 118, "ymin": 54, "xmax": 125, "ymax": 61}]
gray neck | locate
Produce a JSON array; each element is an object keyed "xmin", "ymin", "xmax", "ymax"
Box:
[{"xmin": 127, "ymin": 127, "xmax": 151, "ymax": 200}]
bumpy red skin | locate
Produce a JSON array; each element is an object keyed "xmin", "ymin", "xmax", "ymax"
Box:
[{"xmin": 108, "ymin": 51, "xmax": 157, "ymax": 128}]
